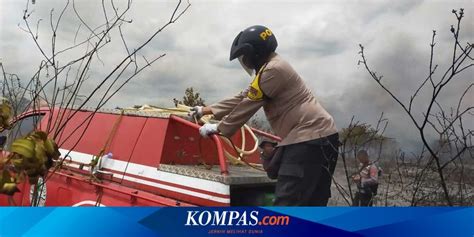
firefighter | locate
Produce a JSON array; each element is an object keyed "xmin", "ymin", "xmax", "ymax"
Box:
[
  {"xmin": 352, "ymin": 150, "xmax": 380, "ymax": 206},
  {"xmin": 192, "ymin": 25, "xmax": 339, "ymax": 206}
]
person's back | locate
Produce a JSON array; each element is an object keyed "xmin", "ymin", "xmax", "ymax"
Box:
[
  {"xmin": 195, "ymin": 25, "xmax": 340, "ymax": 206},
  {"xmin": 259, "ymin": 53, "xmax": 337, "ymax": 146}
]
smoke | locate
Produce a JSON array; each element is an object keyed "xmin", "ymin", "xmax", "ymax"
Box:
[{"xmin": 0, "ymin": 0, "xmax": 472, "ymax": 152}]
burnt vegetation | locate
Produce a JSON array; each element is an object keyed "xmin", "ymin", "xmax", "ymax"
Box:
[{"xmin": 329, "ymin": 8, "xmax": 473, "ymax": 206}]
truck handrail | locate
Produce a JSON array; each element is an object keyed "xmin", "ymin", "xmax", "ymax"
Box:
[
  {"xmin": 169, "ymin": 115, "xmax": 283, "ymax": 175},
  {"xmin": 169, "ymin": 115, "xmax": 229, "ymax": 175},
  {"xmin": 250, "ymin": 128, "xmax": 282, "ymax": 142}
]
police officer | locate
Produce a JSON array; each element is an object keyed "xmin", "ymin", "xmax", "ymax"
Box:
[
  {"xmin": 192, "ymin": 25, "xmax": 339, "ymax": 206},
  {"xmin": 352, "ymin": 150, "xmax": 380, "ymax": 206}
]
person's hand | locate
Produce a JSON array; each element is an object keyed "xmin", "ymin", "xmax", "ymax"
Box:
[
  {"xmin": 188, "ymin": 106, "xmax": 203, "ymax": 119},
  {"xmin": 199, "ymin": 123, "xmax": 219, "ymax": 138},
  {"xmin": 352, "ymin": 174, "xmax": 361, "ymax": 182},
  {"xmin": 261, "ymin": 145, "xmax": 275, "ymax": 159}
]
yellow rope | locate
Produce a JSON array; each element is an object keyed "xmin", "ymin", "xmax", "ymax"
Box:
[{"xmin": 89, "ymin": 110, "xmax": 124, "ymax": 177}]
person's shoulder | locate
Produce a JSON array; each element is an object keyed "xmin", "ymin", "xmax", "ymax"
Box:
[
  {"xmin": 262, "ymin": 53, "xmax": 293, "ymax": 78},
  {"xmin": 265, "ymin": 53, "xmax": 286, "ymax": 70}
]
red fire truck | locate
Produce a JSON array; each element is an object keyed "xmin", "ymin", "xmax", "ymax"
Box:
[{"xmin": 0, "ymin": 107, "xmax": 280, "ymax": 207}]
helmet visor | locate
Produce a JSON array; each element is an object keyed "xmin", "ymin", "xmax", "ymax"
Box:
[{"xmin": 238, "ymin": 55, "xmax": 254, "ymax": 76}]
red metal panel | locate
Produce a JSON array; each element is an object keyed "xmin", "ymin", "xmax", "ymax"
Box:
[
  {"xmin": 54, "ymin": 110, "xmax": 111, "ymax": 155},
  {"xmin": 55, "ymin": 187, "xmax": 73, "ymax": 206},
  {"xmin": 46, "ymin": 172, "xmax": 195, "ymax": 206},
  {"xmin": 52, "ymin": 110, "xmax": 147, "ymax": 162},
  {"xmin": 161, "ymin": 118, "xmax": 219, "ymax": 166},
  {"xmin": 161, "ymin": 116, "xmax": 262, "ymax": 166},
  {"xmin": 128, "ymin": 118, "xmax": 169, "ymax": 167},
  {"xmin": 224, "ymin": 128, "xmax": 261, "ymax": 164},
  {"xmin": 47, "ymin": 108, "xmax": 87, "ymax": 139},
  {"xmin": 107, "ymin": 116, "xmax": 147, "ymax": 162},
  {"xmin": 101, "ymin": 168, "xmax": 229, "ymax": 206}
]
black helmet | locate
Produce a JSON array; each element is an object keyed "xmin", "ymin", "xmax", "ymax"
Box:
[{"xmin": 229, "ymin": 25, "xmax": 278, "ymax": 64}]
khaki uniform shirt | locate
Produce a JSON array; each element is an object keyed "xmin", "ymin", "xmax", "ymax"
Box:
[{"xmin": 210, "ymin": 53, "xmax": 337, "ymax": 146}]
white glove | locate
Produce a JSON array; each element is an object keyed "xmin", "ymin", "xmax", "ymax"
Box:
[
  {"xmin": 189, "ymin": 106, "xmax": 203, "ymax": 119},
  {"xmin": 199, "ymin": 123, "xmax": 219, "ymax": 138}
]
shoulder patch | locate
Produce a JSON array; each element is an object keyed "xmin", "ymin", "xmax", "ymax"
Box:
[{"xmin": 247, "ymin": 75, "xmax": 264, "ymax": 101}]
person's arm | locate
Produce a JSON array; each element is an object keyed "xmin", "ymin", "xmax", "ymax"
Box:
[
  {"xmin": 217, "ymin": 98, "xmax": 264, "ymax": 137},
  {"xmin": 217, "ymin": 66, "xmax": 281, "ymax": 137},
  {"xmin": 206, "ymin": 90, "xmax": 248, "ymax": 120}
]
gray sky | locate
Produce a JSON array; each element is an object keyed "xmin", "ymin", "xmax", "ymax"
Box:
[{"xmin": 0, "ymin": 0, "xmax": 473, "ymax": 150}]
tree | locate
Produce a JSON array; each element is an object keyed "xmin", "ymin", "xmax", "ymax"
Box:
[
  {"xmin": 335, "ymin": 114, "xmax": 389, "ymax": 205},
  {"xmin": 0, "ymin": 0, "xmax": 191, "ymax": 205},
  {"xmin": 0, "ymin": 66, "xmax": 30, "ymax": 117},
  {"xmin": 358, "ymin": 8, "xmax": 473, "ymax": 206},
  {"xmin": 173, "ymin": 87, "xmax": 206, "ymax": 107},
  {"xmin": 340, "ymin": 123, "xmax": 387, "ymax": 146}
]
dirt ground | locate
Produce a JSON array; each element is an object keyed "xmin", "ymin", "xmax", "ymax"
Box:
[{"xmin": 328, "ymin": 159, "xmax": 474, "ymax": 206}]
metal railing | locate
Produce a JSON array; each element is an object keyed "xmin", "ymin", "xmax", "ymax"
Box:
[{"xmin": 169, "ymin": 115, "xmax": 282, "ymax": 175}]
